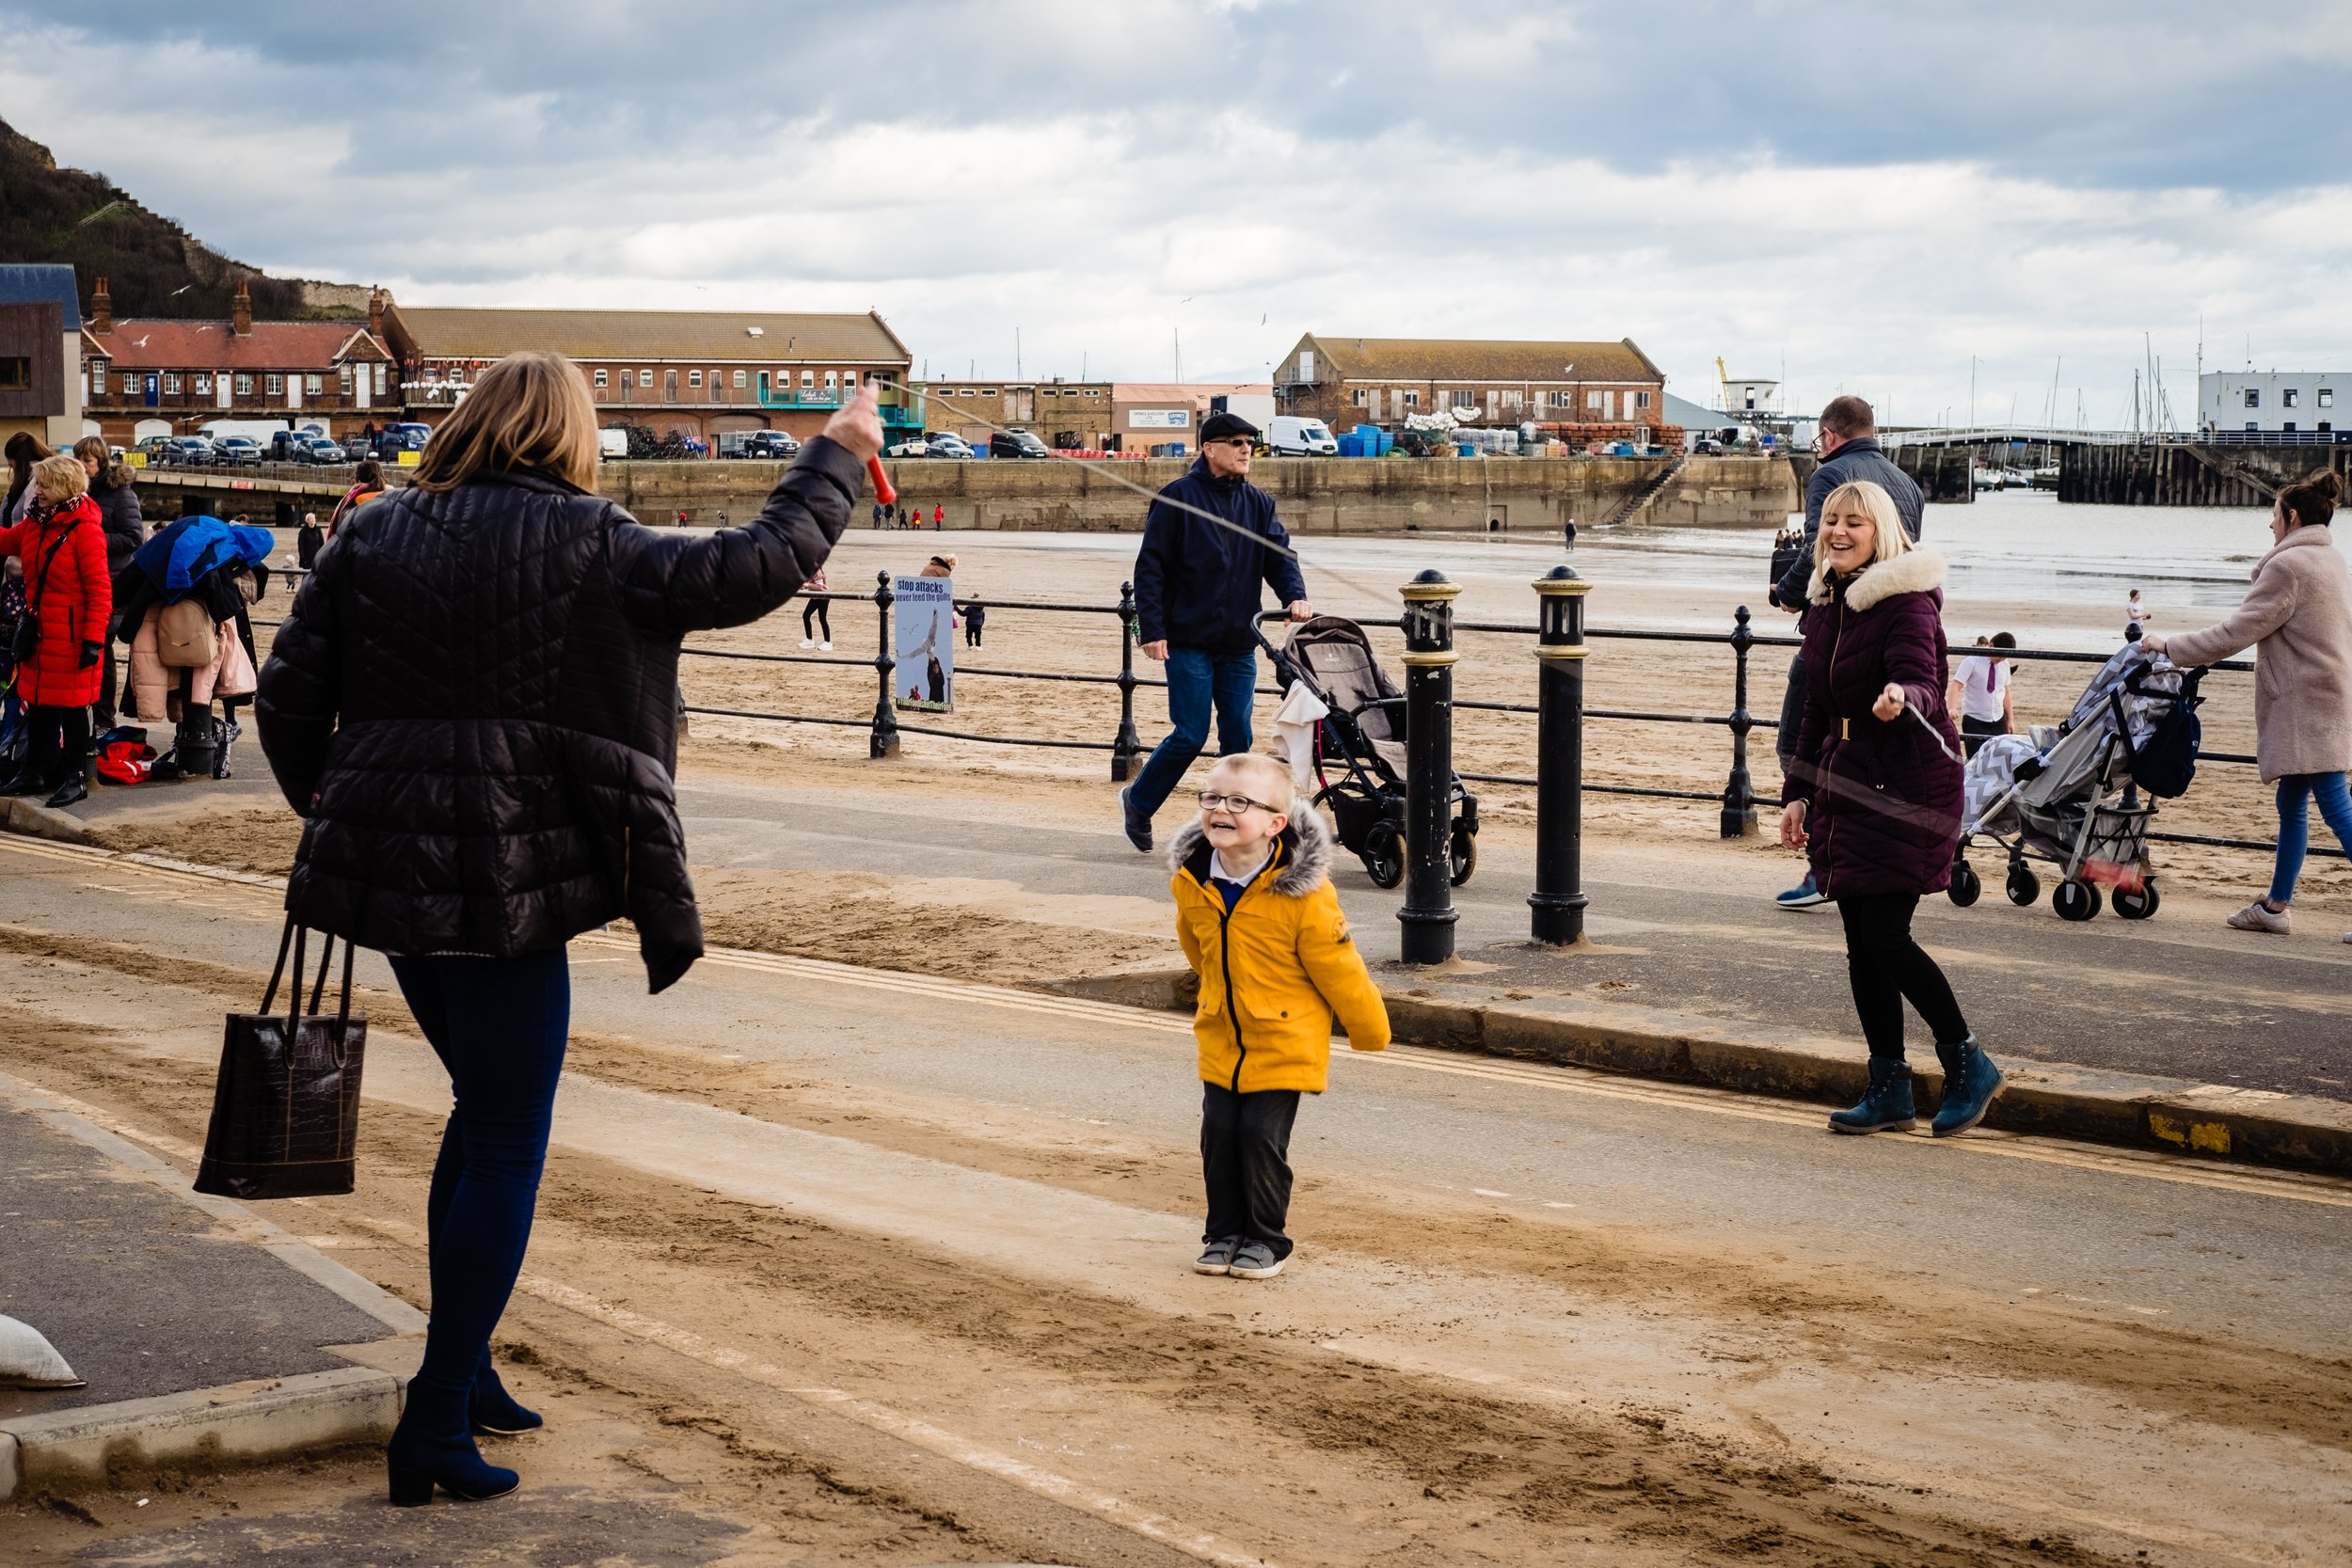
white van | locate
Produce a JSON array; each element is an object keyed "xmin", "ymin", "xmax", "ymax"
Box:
[
  {"xmin": 598, "ymin": 428, "xmax": 630, "ymax": 461},
  {"xmin": 1266, "ymin": 416, "xmax": 1338, "ymax": 456}
]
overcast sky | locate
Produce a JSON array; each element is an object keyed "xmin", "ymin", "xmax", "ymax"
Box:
[{"xmin": 8, "ymin": 1, "xmax": 2349, "ymax": 428}]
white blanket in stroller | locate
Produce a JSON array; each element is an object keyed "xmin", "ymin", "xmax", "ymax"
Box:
[{"xmin": 1961, "ymin": 644, "xmax": 2183, "ymax": 835}]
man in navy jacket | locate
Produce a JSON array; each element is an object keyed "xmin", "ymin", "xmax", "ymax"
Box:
[{"xmin": 1121, "ymin": 413, "xmax": 1311, "ymax": 850}]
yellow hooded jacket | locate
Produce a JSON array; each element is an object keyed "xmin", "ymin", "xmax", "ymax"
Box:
[{"xmin": 1169, "ymin": 807, "xmax": 1391, "ymax": 1093}]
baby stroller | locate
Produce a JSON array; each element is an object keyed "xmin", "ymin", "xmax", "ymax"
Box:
[
  {"xmin": 1261, "ymin": 617, "xmax": 1478, "ymax": 890},
  {"xmin": 1951, "ymin": 645, "xmax": 2203, "ymax": 922}
]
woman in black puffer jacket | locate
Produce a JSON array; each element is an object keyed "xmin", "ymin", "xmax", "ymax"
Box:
[
  {"xmin": 257, "ymin": 351, "xmax": 882, "ymax": 1508},
  {"xmin": 73, "ymin": 436, "xmax": 142, "ymax": 729}
]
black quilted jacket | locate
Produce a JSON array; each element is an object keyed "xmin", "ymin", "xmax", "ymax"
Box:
[{"xmin": 256, "ymin": 438, "xmax": 862, "ymax": 991}]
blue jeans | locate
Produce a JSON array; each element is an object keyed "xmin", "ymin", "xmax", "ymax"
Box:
[
  {"xmin": 1127, "ymin": 647, "xmax": 1257, "ymax": 819},
  {"xmin": 388, "ymin": 948, "xmax": 571, "ymax": 1422},
  {"xmin": 2269, "ymin": 771, "xmax": 2352, "ymax": 906}
]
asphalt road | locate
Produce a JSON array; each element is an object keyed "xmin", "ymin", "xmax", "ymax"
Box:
[{"xmin": 671, "ymin": 774, "xmax": 2352, "ymax": 1101}]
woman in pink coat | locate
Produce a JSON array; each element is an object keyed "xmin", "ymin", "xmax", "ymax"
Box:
[{"xmin": 2145, "ymin": 468, "xmax": 2352, "ymax": 940}]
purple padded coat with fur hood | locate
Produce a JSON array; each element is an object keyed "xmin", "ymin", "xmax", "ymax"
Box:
[{"xmin": 1780, "ymin": 546, "xmax": 1964, "ymax": 898}]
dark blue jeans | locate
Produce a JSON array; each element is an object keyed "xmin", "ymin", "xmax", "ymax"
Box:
[
  {"xmin": 2270, "ymin": 771, "xmax": 2352, "ymax": 907},
  {"xmin": 1128, "ymin": 647, "xmax": 1257, "ymax": 819},
  {"xmin": 388, "ymin": 948, "xmax": 571, "ymax": 1425}
]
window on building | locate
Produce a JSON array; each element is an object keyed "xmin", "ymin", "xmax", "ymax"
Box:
[
  {"xmin": 800, "ymin": 371, "xmax": 815, "ymax": 388},
  {"xmin": 594, "ymin": 368, "xmax": 609, "ymax": 387},
  {"xmin": 981, "ymin": 388, "xmax": 998, "ymax": 397},
  {"xmin": 732, "ymin": 370, "xmax": 747, "ymax": 388},
  {"xmin": 1502, "ymin": 389, "xmax": 1523, "ymax": 408},
  {"xmin": 0, "ymin": 357, "xmax": 27, "ymax": 388},
  {"xmin": 639, "ymin": 370, "xmax": 654, "ymax": 388},
  {"xmin": 2246, "ymin": 421, "xmax": 2260, "ymax": 433},
  {"xmin": 2321, "ymin": 388, "xmax": 2335, "ymax": 407},
  {"xmin": 235, "ymin": 373, "xmax": 253, "ymax": 396},
  {"xmin": 1402, "ymin": 390, "xmax": 1419, "ymax": 407},
  {"xmin": 688, "ymin": 370, "xmax": 704, "ymax": 388},
  {"xmin": 709, "ymin": 370, "xmax": 723, "ymax": 392},
  {"xmin": 1635, "ymin": 390, "xmax": 1653, "ymax": 409},
  {"xmin": 267, "ymin": 374, "xmax": 285, "ymax": 395},
  {"xmin": 122, "ymin": 372, "xmax": 137, "ymax": 395},
  {"xmin": 2282, "ymin": 422, "xmax": 2298, "ymax": 434},
  {"xmin": 1351, "ymin": 388, "xmax": 1369, "ymax": 406},
  {"xmin": 88, "ymin": 360, "xmax": 107, "ymax": 393},
  {"xmin": 1296, "ymin": 350, "xmax": 1314, "ymax": 379},
  {"xmin": 306, "ymin": 374, "xmax": 323, "ymax": 395},
  {"xmin": 2283, "ymin": 388, "xmax": 2299, "ymax": 408},
  {"xmin": 338, "ymin": 366, "xmax": 353, "ymax": 395},
  {"xmin": 192, "ymin": 372, "xmax": 211, "ymax": 395},
  {"xmin": 1587, "ymin": 389, "xmax": 1605, "ymax": 409},
  {"xmin": 163, "ymin": 373, "xmax": 182, "ymax": 394},
  {"xmin": 824, "ymin": 371, "xmax": 838, "ymax": 388},
  {"xmin": 373, "ymin": 362, "xmax": 388, "ymax": 394},
  {"xmin": 2245, "ymin": 388, "xmax": 2261, "ymax": 408}
]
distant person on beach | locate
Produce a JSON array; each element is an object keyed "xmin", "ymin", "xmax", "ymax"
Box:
[
  {"xmin": 1121, "ymin": 411, "xmax": 1311, "ymax": 852},
  {"xmin": 932, "ymin": 504, "xmax": 945, "ymax": 529},
  {"xmin": 1778, "ymin": 480, "xmax": 1999, "ymax": 1138},
  {"xmin": 2125, "ymin": 588, "xmax": 2152, "ymax": 642},
  {"xmin": 1769, "ymin": 396, "xmax": 1924, "ymax": 910},
  {"xmin": 2141, "ymin": 468, "xmax": 2352, "ymax": 941},
  {"xmin": 961, "ymin": 599, "xmax": 985, "ymax": 648},
  {"xmin": 1170, "ymin": 752, "xmax": 1389, "ymax": 1280},
  {"xmin": 1947, "ymin": 632, "xmax": 2016, "ymax": 757},
  {"xmin": 800, "ymin": 566, "xmax": 832, "ymax": 651}
]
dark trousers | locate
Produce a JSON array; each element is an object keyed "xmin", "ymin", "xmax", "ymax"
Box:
[
  {"xmin": 24, "ymin": 704, "xmax": 90, "ymax": 785},
  {"xmin": 96, "ymin": 635, "xmax": 119, "ymax": 729},
  {"xmin": 1200, "ymin": 1083, "xmax": 1299, "ymax": 1259},
  {"xmin": 965, "ymin": 623, "xmax": 982, "ymax": 648},
  {"xmin": 388, "ymin": 948, "xmax": 571, "ymax": 1430},
  {"xmin": 1776, "ymin": 649, "xmax": 1805, "ymax": 768},
  {"xmin": 1836, "ymin": 893, "xmax": 1969, "ymax": 1062},
  {"xmin": 1960, "ymin": 714, "xmax": 2008, "ymax": 759},
  {"xmin": 802, "ymin": 598, "xmax": 830, "ymax": 641},
  {"xmin": 1129, "ymin": 647, "xmax": 1257, "ymax": 818}
]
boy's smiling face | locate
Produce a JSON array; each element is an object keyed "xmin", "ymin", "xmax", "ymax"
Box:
[{"xmin": 1198, "ymin": 757, "xmax": 1291, "ymax": 860}]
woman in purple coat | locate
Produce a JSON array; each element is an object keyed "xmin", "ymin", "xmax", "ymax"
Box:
[{"xmin": 1778, "ymin": 481, "xmax": 2003, "ymax": 1137}]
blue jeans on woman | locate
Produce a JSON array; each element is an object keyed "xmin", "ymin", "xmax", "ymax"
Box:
[
  {"xmin": 1127, "ymin": 647, "xmax": 1258, "ymax": 819},
  {"xmin": 2269, "ymin": 771, "xmax": 2352, "ymax": 906},
  {"xmin": 387, "ymin": 948, "xmax": 571, "ymax": 1427}
]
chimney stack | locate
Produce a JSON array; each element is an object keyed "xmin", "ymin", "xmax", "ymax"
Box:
[
  {"xmin": 90, "ymin": 277, "xmax": 112, "ymax": 334},
  {"xmin": 231, "ymin": 278, "xmax": 252, "ymax": 337},
  {"xmin": 367, "ymin": 285, "xmax": 385, "ymax": 338}
]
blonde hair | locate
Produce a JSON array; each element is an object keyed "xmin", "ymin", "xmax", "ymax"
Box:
[
  {"xmin": 412, "ymin": 350, "xmax": 598, "ymax": 493},
  {"xmin": 30, "ymin": 452, "xmax": 87, "ymax": 503},
  {"xmin": 1814, "ymin": 481, "xmax": 1912, "ymax": 572},
  {"xmin": 1206, "ymin": 752, "xmax": 1295, "ymax": 814}
]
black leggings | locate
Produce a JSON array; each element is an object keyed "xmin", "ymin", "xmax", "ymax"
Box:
[
  {"xmin": 802, "ymin": 599, "xmax": 830, "ymax": 640},
  {"xmin": 1836, "ymin": 893, "xmax": 1969, "ymax": 1062},
  {"xmin": 25, "ymin": 704, "xmax": 91, "ymax": 785}
]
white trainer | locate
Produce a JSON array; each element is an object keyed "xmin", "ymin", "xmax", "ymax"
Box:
[
  {"xmin": 819, "ymin": 641, "xmax": 833, "ymax": 652},
  {"xmin": 798, "ymin": 638, "xmax": 815, "ymax": 649},
  {"xmin": 2225, "ymin": 900, "xmax": 2291, "ymax": 935}
]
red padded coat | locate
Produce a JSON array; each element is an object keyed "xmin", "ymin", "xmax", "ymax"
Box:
[{"xmin": 0, "ymin": 495, "xmax": 112, "ymax": 707}]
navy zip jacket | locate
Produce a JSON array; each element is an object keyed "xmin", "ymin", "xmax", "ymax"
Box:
[
  {"xmin": 1134, "ymin": 459, "xmax": 1307, "ymax": 654},
  {"xmin": 1771, "ymin": 437, "xmax": 1924, "ymax": 610}
]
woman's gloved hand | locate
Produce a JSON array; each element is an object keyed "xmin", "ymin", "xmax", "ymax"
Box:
[{"xmin": 78, "ymin": 639, "xmax": 103, "ymax": 669}]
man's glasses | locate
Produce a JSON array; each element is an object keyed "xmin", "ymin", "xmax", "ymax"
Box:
[{"xmin": 1198, "ymin": 791, "xmax": 1277, "ymax": 814}]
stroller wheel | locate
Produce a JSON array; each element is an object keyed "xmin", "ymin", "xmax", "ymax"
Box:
[
  {"xmin": 1449, "ymin": 824, "xmax": 1478, "ymax": 887},
  {"xmin": 1947, "ymin": 863, "xmax": 1981, "ymax": 907},
  {"xmin": 2006, "ymin": 866, "xmax": 2040, "ymax": 907},
  {"xmin": 2113, "ymin": 880, "xmax": 2159, "ymax": 921},
  {"xmin": 2054, "ymin": 879, "xmax": 2102, "ymax": 922},
  {"xmin": 1361, "ymin": 823, "xmax": 1406, "ymax": 890}
]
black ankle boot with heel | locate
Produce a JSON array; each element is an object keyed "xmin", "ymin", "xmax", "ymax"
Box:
[{"xmin": 387, "ymin": 1382, "xmax": 520, "ymax": 1506}]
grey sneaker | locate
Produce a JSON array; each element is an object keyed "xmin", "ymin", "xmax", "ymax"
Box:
[
  {"xmin": 1193, "ymin": 1238, "xmax": 1238, "ymax": 1275},
  {"xmin": 1228, "ymin": 1240, "xmax": 1287, "ymax": 1279},
  {"xmin": 2226, "ymin": 900, "xmax": 2291, "ymax": 935}
]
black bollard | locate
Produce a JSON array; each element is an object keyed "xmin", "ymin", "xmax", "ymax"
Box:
[
  {"xmin": 1112, "ymin": 580, "xmax": 1143, "ymax": 782},
  {"xmin": 1529, "ymin": 565, "xmax": 1589, "ymax": 943},
  {"xmin": 1398, "ymin": 569, "xmax": 1460, "ymax": 964},
  {"xmin": 1721, "ymin": 605, "xmax": 1759, "ymax": 837},
  {"xmin": 869, "ymin": 570, "xmax": 899, "ymax": 759}
]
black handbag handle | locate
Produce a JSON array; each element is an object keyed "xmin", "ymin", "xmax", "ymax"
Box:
[{"xmin": 258, "ymin": 915, "xmax": 358, "ymax": 1061}]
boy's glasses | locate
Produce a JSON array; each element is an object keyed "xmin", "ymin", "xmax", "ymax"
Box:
[{"xmin": 1198, "ymin": 791, "xmax": 1276, "ymax": 814}]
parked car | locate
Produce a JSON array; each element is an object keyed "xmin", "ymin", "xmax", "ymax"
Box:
[
  {"xmin": 923, "ymin": 433, "xmax": 975, "ymax": 459},
  {"xmin": 267, "ymin": 430, "xmax": 311, "ymax": 463},
  {"xmin": 740, "ymin": 430, "xmax": 802, "ymax": 459},
  {"xmin": 1692, "ymin": 437, "xmax": 1724, "ymax": 456},
  {"xmin": 988, "ymin": 430, "xmax": 1052, "ymax": 460},
  {"xmin": 300, "ymin": 436, "xmax": 348, "ymax": 464},
  {"xmin": 212, "ymin": 436, "xmax": 265, "ymax": 467},
  {"xmin": 135, "ymin": 436, "xmax": 175, "ymax": 466},
  {"xmin": 884, "ymin": 437, "xmax": 932, "ymax": 458},
  {"xmin": 160, "ymin": 436, "xmax": 217, "ymax": 467},
  {"xmin": 1265, "ymin": 416, "xmax": 1338, "ymax": 456}
]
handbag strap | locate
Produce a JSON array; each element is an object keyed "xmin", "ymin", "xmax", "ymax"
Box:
[
  {"xmin": 308, "ymin": 931, "xmax": 336, "ymax": 1016},
  {"xmin": 259, "ymin": 914, "xmax": 297, "ymax": 1014},
  {"xmin": 283, "ymin": 926, "xmax": 308, "ymax": 1038},
  {"xmin": 27, "ymin": 515, "xmax": 75, "ymax": 604}
]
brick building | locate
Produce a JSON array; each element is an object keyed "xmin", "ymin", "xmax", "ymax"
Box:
[
  {"xmin": 916, "ymin": 379, "xmax": 1115, "ymax": 448},
  {"xmin": 79, "ymin": 279, "xmax": 399, "ymax": 447},
  {"xmin": 1273, "ymin": 334, "xmax": 1665, "ymax": 430},
  {"xmin": 381, "ymin": 306, "xmax": 917, "ymax": 446},
  {"xmin": 0, "ymin": 263, "xmax": 85, "ymax": 450}
]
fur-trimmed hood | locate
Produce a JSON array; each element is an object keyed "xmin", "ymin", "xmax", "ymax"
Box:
[
  {"xmin": 1808, "ymin": 544, "xmax": 1947, "ymax": 610},
  {"xmin": 1168, "ymin": 797, "xmax": 1332, "ymax": 897}
]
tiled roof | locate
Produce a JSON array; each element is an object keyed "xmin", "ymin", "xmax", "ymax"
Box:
[
  {"xmin": 1303, "ymin": 336, "xmax": 1661, "ymax": 385},
  {"xmin": 388, "ymin": 307, "xmax": 910, "ymax": 365},
  {"xmin": 0, "ymin": 264, "xmax": 81, "ymax": 329},
  {"xmin": 87, "ymin": 320, "xmax": 390, "ymax": 370}
]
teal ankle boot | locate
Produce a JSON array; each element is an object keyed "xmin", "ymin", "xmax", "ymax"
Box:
[
  {"xmin": 1829, "ymin": 1057, "xmax": 1916, "ymax": 1134},
  {"xmin": 1931, "ymin": 1036, "xmax": 2003, "ymax": 1137}
]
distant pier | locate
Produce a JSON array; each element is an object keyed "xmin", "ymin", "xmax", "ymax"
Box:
[{"xmin": 1885, "ymin": 428, "xmax": 2348, "ymax": 508}]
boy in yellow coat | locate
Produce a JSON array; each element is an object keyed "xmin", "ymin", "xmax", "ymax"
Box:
[{"xmin": 1169, "ymin": 752, "xmax": 1391, "ymax": 1279}]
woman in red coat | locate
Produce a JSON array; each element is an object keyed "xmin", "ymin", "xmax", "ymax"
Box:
[{"xmin": 0, "ymin": 454, "xmax": 112, "ymax": 806}]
